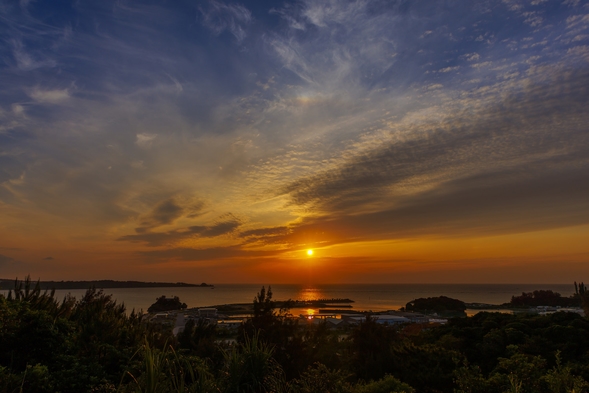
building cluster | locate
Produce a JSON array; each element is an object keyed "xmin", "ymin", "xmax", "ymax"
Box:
[
  {"xmin": 534, "ymin": 306, "xmax": 584, "ymax": 316},
  {"xmin": 151, "ymin": 307, "xmax": 222, "ymax": 335},
  {"xmin": 151, "ymin": 305, "xmax": 586, "ymax": 337},
  {"xmin": 297, "ymin": 310, "xmax": 441, "ymax": 328},
  {"xmin": 151, "ymin": 307, "xmax": 449, "ymax": 336}
]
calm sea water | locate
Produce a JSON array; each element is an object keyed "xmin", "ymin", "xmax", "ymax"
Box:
[{"xmin": 1, "ymin": 283, "xmax": 576, "ymax": 314}]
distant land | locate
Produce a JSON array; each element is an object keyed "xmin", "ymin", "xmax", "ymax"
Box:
[{"xmin": 0, "ymin": 278, "xmax": 213, "ymax": 290}]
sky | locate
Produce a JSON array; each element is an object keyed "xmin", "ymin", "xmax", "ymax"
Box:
[{"xmin": 1, "ymin": 0, "xmax": 588, "ymax": 284}]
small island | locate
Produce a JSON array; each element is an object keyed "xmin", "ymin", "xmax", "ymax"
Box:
[
  {"xmin": 148, "ymin": 295, "xmax": 188, "ymax": 313},
  {"xmin": 405, "ymin": 295, "xmax": 467, "ymax": 317}
]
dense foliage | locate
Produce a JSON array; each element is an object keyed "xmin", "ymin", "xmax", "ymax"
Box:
[
  {"xmin": 0, "ymin": 277, "xmax": 169, "ymax": 393},
  {"xmin": 509, "ymin": 290, "xmax": 580, "ymax": 308},
  {"xmin": 507, "ymin": 282, "xmax": 589, "ymax": 309},
  {"xmin": 1, "ymin": 279, "xmax": 589, "ymax": 393}
]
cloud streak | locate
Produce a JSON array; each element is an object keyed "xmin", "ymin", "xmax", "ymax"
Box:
[{"xmin": 119, "ymin": 215, "xmax": 242, "ymax": 247}]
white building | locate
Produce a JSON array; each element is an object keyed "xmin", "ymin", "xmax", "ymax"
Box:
[{"xmin": 198, "ymin": 308, "xmax": 218, "ymax": 318}]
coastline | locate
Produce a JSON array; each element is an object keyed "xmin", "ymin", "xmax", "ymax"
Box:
[
  {"xmin": 1, "ymin": 283, "xmax": 577, "ymax": 316},
  {"xmin": 0, "ymin": 278, "xmax": 213, "ymax": 290}
]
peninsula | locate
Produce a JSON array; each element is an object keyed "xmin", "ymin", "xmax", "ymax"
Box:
[{"xmin": 0, "ymin": 278, "xmax": 213, "ymax": 290}]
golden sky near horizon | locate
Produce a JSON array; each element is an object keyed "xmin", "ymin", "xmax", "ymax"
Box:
[{"xmin": 1, "ymin": 0, "xmax": 589, "ymax": 283}]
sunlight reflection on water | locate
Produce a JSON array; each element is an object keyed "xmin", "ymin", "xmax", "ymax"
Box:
[{"xmin": 298, "ymin": 287, "xmax": 325, "ymax": 302}]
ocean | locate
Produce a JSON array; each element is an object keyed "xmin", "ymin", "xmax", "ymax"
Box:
[{"xmin": 1, "ymin": 283, "xmax": 576, "ymax": 315}]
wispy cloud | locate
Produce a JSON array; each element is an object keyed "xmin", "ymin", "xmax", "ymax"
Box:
[
  {"xmin": 10, "ymin": 39, "xmax": 57, "ymax": 71},
  {"xmin": 28, "ymin": 87, "xmax": 70, "ymax": 103},
  {"xmin": 0, "ymin": 254, "xmax": 17, "ymax": 266},
  {"xmin": 199, "ymin": 0, "xmax": 252, "ymax": 43},
  {"xmin": 269, "ymin": 0, "xmax": 399, "ymax": 89},
  {"xmin": 135, "ymin": 133, "xmax": 157, "ymax": 148}
]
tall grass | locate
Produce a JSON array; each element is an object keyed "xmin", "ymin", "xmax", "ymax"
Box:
[
  {"xmin": 220, "ymin": 333, "xmax": 284, "ymax": 393},
  {"xmin": 125, "ymin": 333, "xmax": 286, "ymax": 393},
  {"xmin": 125, "ymin": 340, "xmax": 216, "ymax": 393}
]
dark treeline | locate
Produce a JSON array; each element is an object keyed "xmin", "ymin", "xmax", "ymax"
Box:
[
  {"xmin": 508, "ymin": 287, "xmax": 585, "ymax": 308},
  {"xmin": 2, "ymin": 279, "xmax": 589, "ymax": 393},
  {"xmin": 0, "ymin": 278, "xmax": 211, "ymax": 290}
]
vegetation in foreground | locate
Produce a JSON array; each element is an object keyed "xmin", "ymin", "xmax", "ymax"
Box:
[{"xmin": 1, "ymin": 278, "xmax": 589, "ymax": 393}]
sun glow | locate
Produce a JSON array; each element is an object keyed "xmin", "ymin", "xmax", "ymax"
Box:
[{"xmin": 307, "ymin": 249, "xmax": 314, "ymax": 256}]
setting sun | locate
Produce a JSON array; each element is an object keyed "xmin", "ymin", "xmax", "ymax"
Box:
[{"xmin": 1, "ymin": 0, "xmax": 587, "ymax": 287}]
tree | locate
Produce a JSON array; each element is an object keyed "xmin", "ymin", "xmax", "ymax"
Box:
[
  {"xmin": 389, "ymin": 342, "xmax": 458, "ymax": 393},
  {"xmin": 487, "ymin": 352, "xmax": 546, "ymax": 393},
  {"xmin": 542, "ymin": 351, "xmax": 589, "ymax": 393},
  {"xmin": 177, "ymin": 318, "xmax": 222, "ymax": 366},
  {"xmin": 454, "ymin": 361, "xmax": 493, "ymax": 393},
  {"xmin": 510, "ymin": 290, "xmax": 576, "ymax": 308},
  {"xmin": 575, "ymin": 281, "xmax": 589, "ymax": 317},
  {"xmin": 253, "ymin": 286, "xmax": 275, "ymax": 324},
  {"xmin": 349, "ymin": 315, "xmax": 398, "ymax": 381},
  {"xmin": 354, "ymin": 374, "xmax": 414, "ymax": 393},
  {"xmin": 288, "ymin": 363, "xmax": 352, "ymax": 393},
  {"xmin": 240, "ymin": 286, "xmax": 304, "ymax": 380}
]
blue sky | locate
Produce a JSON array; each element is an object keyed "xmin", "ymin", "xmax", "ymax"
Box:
[{"xmin": 1, "ymin": 0, "xmax": 589, "ymax": 283}]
